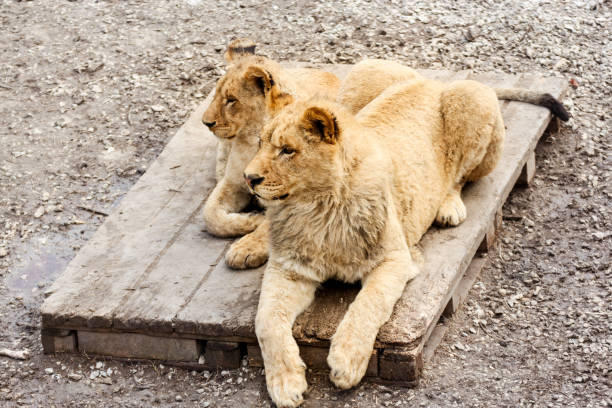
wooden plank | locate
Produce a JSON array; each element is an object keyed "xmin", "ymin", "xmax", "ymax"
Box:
[
  {"xmin": 204, "ymin": 341, "xmax": 241, "ymax": 369},
  {"xmin": 379, "ymin": 345, "xmax": 423, "ymax": 382},
  {"xmin": 422, "ymin": 323, "xmax": 448, "ymax": 363},
  {"xmin": 477, "ymin": 208, "xmax": 503, "ymax": 253},
  {"xmin": 443, "ymin": 256, "xmax": 487, "ymax": 318},
  {"xmin": 517, "ymin": 148, "xmax": 536, "ymax": 186},
  {"xmin": 41, "ymin": 91, "xmax": 219, "ymax": 330},
  {"xmin": 77, "ymin": 331, "xmax": 201, "ymax": 362},
  {"xmin": 174, "ymin": 260, "xmax": 263, "ymax": 339},
  {"xmin": 112, "ymin": 220, "xmax": 229, "ymax": 333},
  {"xmin": 41, "ymin": 329, "xmax": 77, "ymax": 354}
]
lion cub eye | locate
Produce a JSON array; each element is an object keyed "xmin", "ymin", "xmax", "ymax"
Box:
[
  {"xmin": 280, "ymin": 146, "xmax": 295, "ymax": 156},
  {"xmin": 225, "ymin": 97, "xmax": 237, "ymax": 105}
]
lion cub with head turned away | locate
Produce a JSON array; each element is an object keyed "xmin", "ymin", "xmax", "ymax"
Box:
[
  {"xmin": 201, "ymin": 39, "xmax": 340, "ymax": 269},
  {"xmin": 245, "ymin": 76, "xmax": 507, "ymax": 407}
]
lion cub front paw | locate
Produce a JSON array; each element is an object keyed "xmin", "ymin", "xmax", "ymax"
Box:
[
  {"xmin": 265, "ymin": 360, "xmax": 307, "ymax": 408},
  {"xmin": 225, "ymin": 232, "xmax": 268, "ymax": 270},
  {"xmin": 327, "ymin": 336, "xmax": 371, "ymax": 390},
  {"xmin": 435, "ymin": 193, "xmax": 467, "ymax": 227}
]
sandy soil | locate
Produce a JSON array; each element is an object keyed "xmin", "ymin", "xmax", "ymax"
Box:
[{"xmin": 0, "ymin": 0, "xmax": 610, "ymax": 407}]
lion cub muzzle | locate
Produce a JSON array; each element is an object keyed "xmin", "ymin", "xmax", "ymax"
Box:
[
  {"xmin": 202, "ymin": 119, "xmax": 216, "ymax": 129},
  {"xmin": 244, "ymin": 173, "xmax": 264, "ymax": 189}
]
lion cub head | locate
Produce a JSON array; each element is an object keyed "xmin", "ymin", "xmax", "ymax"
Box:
[
  {"xmin": 244, "ymin": 99, "xmax": 347, "ymax": 204},
  {"xmin": 202, "ymin": 39, "xmax": 293, "ymax": 144}
]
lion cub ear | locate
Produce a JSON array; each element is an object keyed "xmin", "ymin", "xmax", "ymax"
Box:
[
  {"xmin": 224, "ymin": 38, "xmax": 256, "ymax": 64},
  {"xmin": 244, "ymin": 65, "xmax": 293, "ymax": 113},
  {"xmin": 244, "ymin": 65, "xmax": 275, "ymax": 95},
  {"xmin": 301, "ymin": 106, "xmax": 339, "ymax": 144}
]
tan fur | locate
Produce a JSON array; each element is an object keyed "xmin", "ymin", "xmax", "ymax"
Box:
[
  {"xmin": 245, "ymin": 77, "xmax": 505, "ymax": 406},
  {"xmin": 201, "ymin": 40, "xmax": 340, "ymax": 269},
  {"xmin": 342, "ymin": 59, "xmax": 569, "ymax": 121},
  {"xmin": 337, "ymin": 58, "xmax": 422, "ymax": 113}
]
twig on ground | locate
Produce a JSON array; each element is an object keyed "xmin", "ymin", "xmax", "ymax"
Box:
[
  {"xmin": 77, "ymin": 206, "xmax": 109, "ymax": 217},
  {"xmin": 0, "ymin": 348, "xmax": 29, "ymax": 360}
]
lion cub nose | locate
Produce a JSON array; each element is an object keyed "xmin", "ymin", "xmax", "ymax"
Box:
[
  {"xmin": 202, "ymin": 120, "xmax": 216, "ymax": 129},
  {"xmin": 244, "ymin": 173, "xmax": 264, "ymax": 188}
]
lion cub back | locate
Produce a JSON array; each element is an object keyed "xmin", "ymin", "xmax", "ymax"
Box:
[
  {"xmin": 338, "ymin": 59, "xmax": 422, "ymax": 114},
  {"xmin": 289, "ymin": 68, "xmax": 341, "ymax": 100}
]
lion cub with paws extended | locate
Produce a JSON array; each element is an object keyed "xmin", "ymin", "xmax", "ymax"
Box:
[
  {"xmin": 245, "ymin": 77, "xmax": 507, "ymax": 406},
  {"xmin": 201, "ymin": 39, "xmax": 340, "ymax": 269}
]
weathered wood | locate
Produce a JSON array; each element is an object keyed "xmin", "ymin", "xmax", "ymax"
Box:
[
  {"xmin": 204, "ymin": 341, "xmax": 241, "ymax": 369},
  {"xmin": 422, "ymin": 323, "xmax": 448, "ymax": 363},
  {"xmin": 77, "ymin": 331, "xmax": 200, "ymax": 361},
  {"xmin": 443, "ymin": 257, "xmax": 487, "ymax": 318},
  {"xmin": 517, "ymin": 150, "xmax": 536, "ymax": 186},
  {"xmin": 379, "ymin": 346, "xmax": 422, "ymax": 382},
  {"xmin": 41, "ymin": 329, "xmax": 77, "ymax": 353},
  {"xmin": 477, "ymin": 208, "xmax": 503, "ymax": 253}
]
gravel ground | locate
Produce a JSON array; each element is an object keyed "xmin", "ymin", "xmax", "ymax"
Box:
[{"xmin": 0, "ymin": 0, "xmax": 610, "ymax": 407}]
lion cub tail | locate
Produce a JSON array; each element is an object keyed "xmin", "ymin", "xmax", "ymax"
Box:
[{"xmin": 495, "ymin": 88, "xmax": 570, "ymax": 122}]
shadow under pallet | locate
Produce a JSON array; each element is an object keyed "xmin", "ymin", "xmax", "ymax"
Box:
[{"xmin": 40, "ymin": 64, "xmax": 567, "ymax": 384}]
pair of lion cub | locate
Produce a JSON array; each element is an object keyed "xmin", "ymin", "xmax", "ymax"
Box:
[{"xmin": 201, "ymin": 40, "xmax": 567, "ymax": 407}]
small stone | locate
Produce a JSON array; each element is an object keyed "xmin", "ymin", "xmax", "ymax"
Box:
[
  {"xmin": 593, "ymin": 231, "xmax": 606, "ymax": 240},
  {"xmin": 68, "ymin": 373, "xmax": 82, "ymax": 381},
  {"xmin": 95, "ymin": 361, "xmax": 104, "ymax": 369},
  {"xmin": 34, "ymin": 206, "xmax": 45, "ymax": 218},
  {"xmin": 89, "ymin": 370, "xmax": 99, "ymax": 380},
  {"xmin": 151, "ymin": 105, "xmax": 165, "ymax": 112},
  {"xmin": 44, "ymin": 368, "xmax": 54, "ymax": 375},
  {"xmin": 175, "ymin": 395, "xmax": 183, "ymax": 402},
  {"xmin": 0, "ymin": 248, "xmax": 8, "ymax": 258}
]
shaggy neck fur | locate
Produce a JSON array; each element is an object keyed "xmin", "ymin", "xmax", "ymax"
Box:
[{"xmin": 267, "ymin": 139, "xmax": 388, "ymax": 282}]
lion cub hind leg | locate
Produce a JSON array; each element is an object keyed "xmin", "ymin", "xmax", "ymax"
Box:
[
  {"xmin": 256, "ymin": 266, "xmax": 317, "ymax": 407},
  {"xmin": 435, "ymin": 185, "xmax": 467, "ymax": 227},
  {"xmin": 225, "ymin": 219, "xmax": 269, "ymax": 269},
  {"xmin": 328, "ymin": 249, "xmax": 418, "ymax": 389}
]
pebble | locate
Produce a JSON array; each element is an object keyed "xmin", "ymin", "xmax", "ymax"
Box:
[
  {"xmin": 44, "ymin": 368, "xmax": 54, "ymax": 375},
  {"xmin": 175, "ymin": 395, "xmax": 183, "ymax": 402},
  {"xmin": 33, "ymin": 206, "xmax": 45, "ymax": 218},
  {"xmin": 68, "ymin": 373, "xmax": 83, "ymax": 381}
]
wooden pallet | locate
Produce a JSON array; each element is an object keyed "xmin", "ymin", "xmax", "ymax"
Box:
[{"xmin": 40, "ymin": 64, "xmax": 567, "ymax": 383}]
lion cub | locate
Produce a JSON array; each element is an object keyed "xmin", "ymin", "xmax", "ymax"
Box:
[
  {"xmin": 201, "ymin": 39, "xmax": 340, "ymax": 269},
  {"xmin": 245, "ymin": 77, "xmax": 507, "ymax": 406}
]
